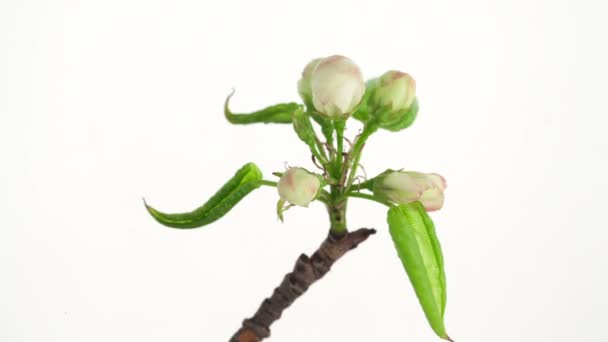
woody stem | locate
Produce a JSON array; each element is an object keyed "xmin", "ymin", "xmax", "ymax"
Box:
[{"xmin": 229, "ymin": 227, "xmax": 376, "ymax": 342}]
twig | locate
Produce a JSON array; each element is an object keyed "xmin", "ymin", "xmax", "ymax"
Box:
[{"xmin": 229, "ymin": 228, "xmax": 377, "ymax": 342}]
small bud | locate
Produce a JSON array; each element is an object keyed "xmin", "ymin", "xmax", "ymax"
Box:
[
  {"xmin": 277, "ymin": 167, "xmax": 321, "ymax": 207},
  {"xmin": 297, "ymin": 58, "xmax": 322, "ymax": 110},
  {"xmin": 372, "ymin": 70, "xmax": 416, "ymax": 112},
  {"xmin": 374, "ymin": 170, "xmax": 447, "ymax": 211},
  {"xmin": 310, "ymin": 55, "xmax": 365, "ymax": 119}
]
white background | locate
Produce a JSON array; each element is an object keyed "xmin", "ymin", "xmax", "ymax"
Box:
[{"xmin": 2, "ymin": 0, "xmax": 607, "ymax": 341}]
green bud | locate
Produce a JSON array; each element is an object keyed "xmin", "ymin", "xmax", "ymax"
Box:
[
  {"xmin": 353, "ymin": 70, "xmax": 418, "ymax": 131},
  {"xmin": 373, "ymin": 70, "xmax": 416, "ymax": 112},
  {"xmin": 378, "ymin": 99, "xmax": 418, "ymax": 132}
]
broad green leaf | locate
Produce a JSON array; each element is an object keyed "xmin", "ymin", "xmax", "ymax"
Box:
[
  {"xmin": 145, "ymin": 163, "xmax": 263, "ymax": 229},
  {"xmin": 224, "ymin": 91, "xmax": 300, "ymax": 124},
  {"xmin": 387, "ymin": 202, "xmax": 450, "ymax": 340}
]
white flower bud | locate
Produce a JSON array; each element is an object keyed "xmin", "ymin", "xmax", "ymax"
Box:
[
  {"xmin": 297, "ymin": 58, "xmax": 322, "ymax": 108},
  {"xmin": 277, "ymin": 167, "xmax": 321, "ymax": 207},
  {"xmin": 374, "ymin": 170, "xmax": 447, "ymax": 211},
  {"xmin": 310, "ymin": 55, "xmax": 365, "ymax": 119},
  {"xmin": 372, "ymin": 70, "xmax": 416, "ymax": 112}
]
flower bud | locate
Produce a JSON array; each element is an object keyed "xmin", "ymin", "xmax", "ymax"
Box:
[
  {"xmin": 418, "ymin": 173, "xmax": 446, "ymax": 212},
  {"xmin": 310, "ymin": 55, "xmax": 365, "ymax": 119},
  {"xmin": 372, "ymin": 70, "xmax": 416, "ymax": 112},
  {"xmin": 374, "ymin": 170, "xmax": 447, "ymax": 211},
  {"xmin": 277, "ymin": 167, "xmax": 321, "ymax": 207},
  {"xmin": 297, "ymin": 58, "xmax": 322, "ymax": 110}
]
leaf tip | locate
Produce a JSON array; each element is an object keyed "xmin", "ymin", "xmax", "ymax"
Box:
[
  {"xmin": 224, "ymin": 88, "xmax": 237, "ymax": 121},
  {"xmin": 142, "ymin": 197, "xmax": 151, "ymax": 211},
  {"xmin": 142, "ymin": 198, "xmax": 160, "ymax": 218}
]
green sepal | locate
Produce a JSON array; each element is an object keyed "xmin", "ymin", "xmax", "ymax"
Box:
[
  {"xmin": 352, "ymin": 78, "xmax": 419, "ymax": 132},
  {"xmin": 224, "ymin": 91, "xmax": 300, "ymax": 124},
  {"xmin": 387, "ymin": 202, "xmax": 449, "ymax": 340},
  {"xmin": 352, "ymin": 78, "xmax": 378, "ymax": 123},
  {"xmin": 293, "ymin": 107, "xmax": 318, "ymax": 148},
  {"xmin": 310, "ymin": 111, "xmax": 334, "ymax": 145},
  {"xmin": 276, "ymin": 198, "xmax": 286, "ymax": 222},
  {"xmin": 354, "ymin": 177, "xmax": 375, "ymax": 192},
  {"xmin": 145, "ymin": 163, "xmax": 263, "ymax": 229},
  {"xmin": 378, "ymin": 99, "xmax": 419, "ymax": 132}
]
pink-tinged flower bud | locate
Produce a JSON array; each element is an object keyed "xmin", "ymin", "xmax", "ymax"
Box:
[
  {"xmin": 372, "ymin": 70, "xmax": 416, "ymax": 112},
  {"xmin": 277, "ymin": 167, "xmax": 321, "ymax": 207},
  {"xmin": 310, "ymin": 55, "xmax": 365, "ymax": 119},
  {"xmin": 374, "ymin": 170, "xmax": 447, "ymax": 211},
  {"xmin": 297, "ymin": 58, "xmax": 322, "ymax": 109}
]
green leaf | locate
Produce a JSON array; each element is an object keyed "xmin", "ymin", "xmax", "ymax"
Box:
[
  {"xmin": 224, "ymin": 91, "xmax": 300, "ymax": 124},
  {"xmin": 145, "ymin": 163, "xmax": 263, "ymax": 229},
  {"xmin": 387, "ymin": 202, "xmax": 450, "ymax": 340}
]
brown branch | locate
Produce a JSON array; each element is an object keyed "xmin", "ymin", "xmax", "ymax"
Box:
[{"xmin": 229, "ymin": 228, "xmax": 377, "ymax": 342}]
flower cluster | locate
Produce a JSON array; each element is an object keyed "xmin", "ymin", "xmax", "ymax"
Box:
[
  {"xmin": 146, "ymin": 54, "xmax": 453, "ymax": 340},
  {"xmin": 276, "ymin": 55, "xmax": 446, "ymax": 212}
]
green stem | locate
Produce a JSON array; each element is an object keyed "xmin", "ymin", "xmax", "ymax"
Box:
[
  {"xmin": 259, "ymin": 180, "xmax": 278, "ymax": 187},
  {"xmin": 310, "ymin": 112, "xmax": 334, "ymax": 147},
  {"xmin": 334, "ymin": 120, "xmax": 346, "ymax": 178},
  {"xmin": 349, "ymin": 178, "xmax": 374, "ymax": 192},
  {"xmin": 327, "ymin": 179, "xmax": 348, "ymax": 235},
  {"xmin": 328, "ymin": 189, "xmax": 348, "ymax": 234},
  {"xmin": 347, "ymin": 192, "xmax": 392, "ymax": 207},
  {"xmin": 309, "ymin": 143, "xmax": 328, "ymax": 166},
  {"xmin": 313, "ymin": 137, "xmax": 329, "ymax": 162},
  {"xmin": 345, "ymin": 123, "xmax": 377, "ymax": 192}
]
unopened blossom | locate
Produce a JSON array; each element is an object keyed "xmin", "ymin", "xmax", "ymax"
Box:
[
  {"xmin": 309, "ymin": 55, "xmax": 365, "ymax": 119},
  {"xmin": 372, "ymin": 70, "xmax": 416, "ymax": 112},
  {"xmin": 297, "ymin": 58, "xmax": 322, "ymax": 107},
  {"xmin": 374, "ymin": 170, "xmax": 447, "ymax": 211},
  {"xmin": 277, "ymin": 167, "xmax": 321, "ymax": 207}
]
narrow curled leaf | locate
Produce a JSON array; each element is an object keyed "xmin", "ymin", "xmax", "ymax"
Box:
[
  {"xmin": 387, "ymin": 202, "xmax": 449, "ymax": 340},
  {"xmin": 224, "ymin": 91, "xmax": 300, "ymax": 124},
  {"xmin": 145, "ymin": 163, "xmax": 263, "ymax": 229}
]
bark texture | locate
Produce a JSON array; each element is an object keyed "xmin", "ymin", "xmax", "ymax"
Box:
[{"xmin": 229, "ymin": 227, "xmax": 376, "ymax": 342}]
